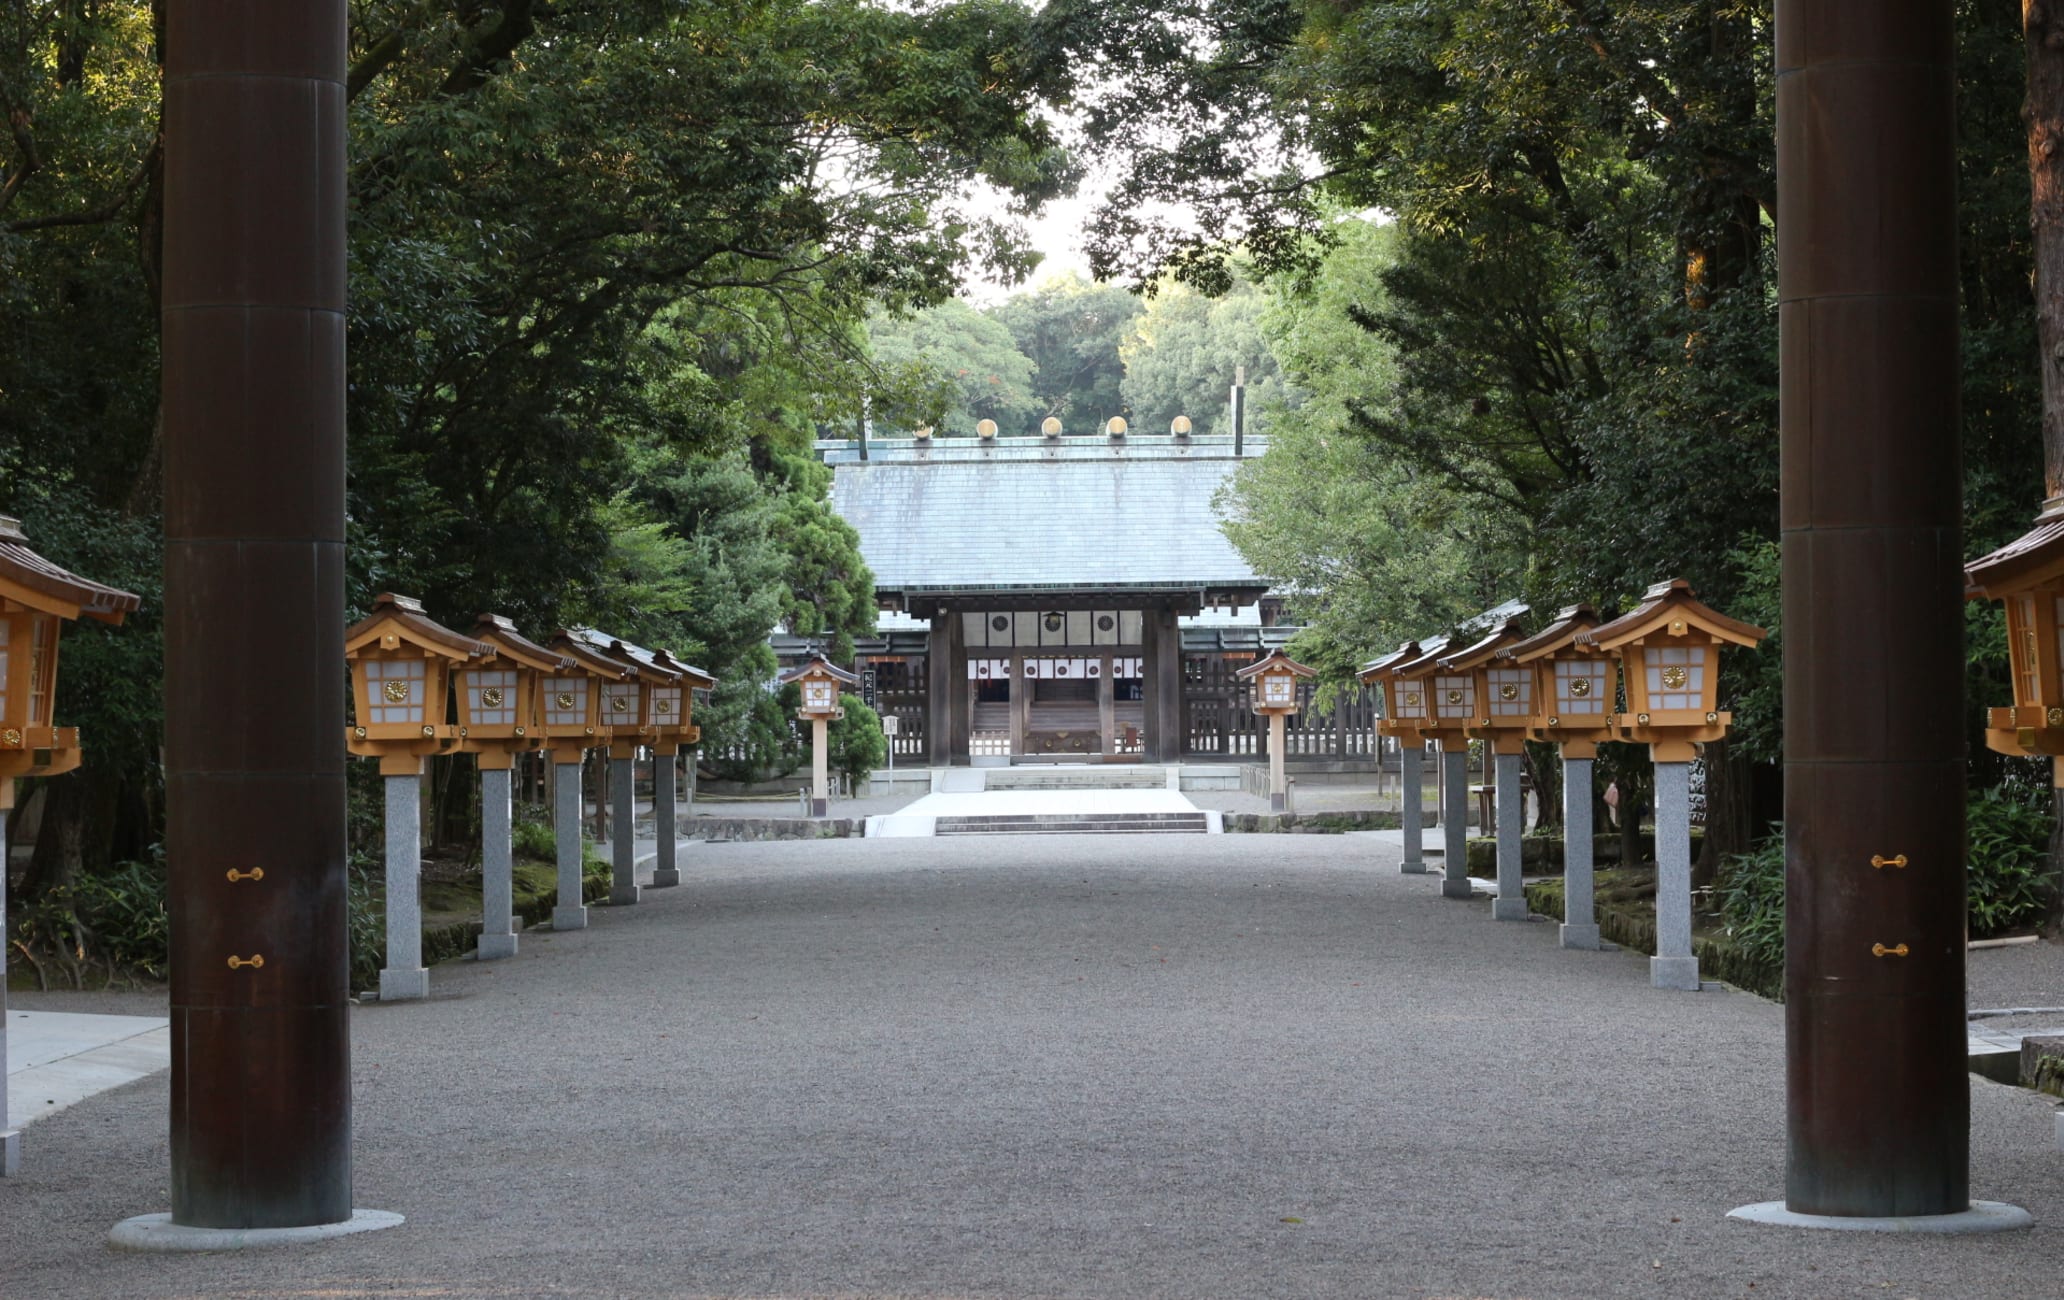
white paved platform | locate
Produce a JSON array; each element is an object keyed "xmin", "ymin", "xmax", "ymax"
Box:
[
  {"xmin": 6, "ymin": 1010, "xmax": 170, "ymax": 1130},
  {"xmin": 868, "ymin": 787, "xmax": 1208, "ymax": 837}
]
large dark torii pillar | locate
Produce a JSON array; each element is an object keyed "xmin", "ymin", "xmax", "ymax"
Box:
[
  {"xmin": 1772, "ymin": 0, "xmax": 1972, "ymax": 1220},
  {"xmin": 159, "ymin": 2, "xmax": 354, "ymax": 1229}
]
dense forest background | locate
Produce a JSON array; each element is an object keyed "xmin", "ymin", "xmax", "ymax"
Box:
[{"xmin": 2, "ymin": 2, "xmax": 2055, "ymax": 961}]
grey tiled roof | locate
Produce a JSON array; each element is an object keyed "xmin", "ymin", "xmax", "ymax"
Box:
[{"xmin": 832, "ymin": 451, "xmax": 1263, "ymax": 592}]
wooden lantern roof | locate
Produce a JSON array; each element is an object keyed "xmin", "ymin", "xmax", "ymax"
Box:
[
  {"xmin": 1965, "ymin": 510, "xmax": 2064, "ymax": 598},
  {"xmin": 573, "ymin": 629, "xmax": 684, "ymax": 684},
  {"xmin": 471, "ymin": 614, "xmax": 574, "ymax": 674},
  {"xmin": 546, "ymin": 628, "xmax": 635, "ymax": 681},
  {"xmin": 1507, "ymin": 604, "xmax": 1605, "ymax": 664},
  {"xmin": 778, "ymin": 654, "xmax": 861, "ymax": 688},
  {"xmin": 1436, "ymin": 617, "xmax": 1529, "ymax": 673},
  {"xmin": 0, "ymin": 517, "xmax": 140, "ymax": 624},
  {"xmin": 652, "ymin": 648, "xmax": 716, "ymax": 691},
  {"xmin": 345, "ymin": 593, "xmax": 492, "ymax": 663},
  {"xmin": 1358, "ymin": 641, "xmax": 1424, "ymax": 685},
  {"xmin": 1234, "ymin": 649, "xmax": 1316, "ymax": 683},
  {"xmin": 1585, "ymin": 578, "xmax": 1765, "ymax": 653},
  {"xmin": 1386, "ymin": 634, "xmax": 1453, "ymax": 682}
]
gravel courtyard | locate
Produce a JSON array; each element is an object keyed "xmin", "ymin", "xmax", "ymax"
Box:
[{"xmin": 3, "ymin": 831, "xmax": 2061, "ymax": 1299}]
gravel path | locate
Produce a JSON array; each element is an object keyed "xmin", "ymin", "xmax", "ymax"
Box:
[{"xmin": 4, "ymin": 831, "xmax": 2061, "ymax": 1299}]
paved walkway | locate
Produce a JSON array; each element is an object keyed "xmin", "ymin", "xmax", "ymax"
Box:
[{"xmin": 3, "ymin": 833, "xmax": 2062, "ymax": 1298}]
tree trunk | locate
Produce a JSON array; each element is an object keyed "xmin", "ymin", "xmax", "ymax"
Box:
[
  {"xmin": 2030, "ymin": 2, "xmax": 2064, "ymax": 503},
  {"xmin": 1524, "ymin": 741, "xmax": 1561, "ymax": 831}
]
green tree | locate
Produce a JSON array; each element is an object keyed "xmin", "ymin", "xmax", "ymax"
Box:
[
  {"xmin": 865, "ymin": 300, "xmax": 1042, "ymax": 434},
  {"xmin": 990, "ymin": 272, "xmax": 1144, "ymax": 426},
  {"xmin": 1121, "ymin": 277, "xmax": 1291, "ymax": 435}
]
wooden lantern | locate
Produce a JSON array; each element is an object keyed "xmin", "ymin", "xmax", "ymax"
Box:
[
  {"xmin": 0, "ymin": 517, "xmax": 141, "ymax": 804},
  {"xmin": 566, "ymin": 628, "xmax": 680, "ymax": 760},
  {"xmin": 1439, "ymin": 617, "xmax": 1532, "ymax": 756},
  {"xmin": 1236, "ymin": 649, "xmax": 1315, "ymax": 716},
  {"xmin": 345, "ymin": 594, "xmax": 493, "ymax": 775},
  {"xmin": 1586, "ymin": 578, "xmax": 1766, "ymax": 761},
  {"xmin": 781, "ymin": 654, "xmax": 860, "ymax": 720},
  {"xmin": 464, "ymin": 614, "xmax": 576, "ymax": 767},
  {"xmin": 541, "ymin": 628, "xmax": 634, "ymax": 765},
  {"xmin": 1508, "ymin": 603, "xmax": 1617, "ymax": 758},
  {"xmin": 1361, "ymin": 640, "xmax": 1427, "ymax": 740},
  {"xmin": 1966, "ymin": 511, "xmax": 2064, "ymax": 769},
  {"xmin": 650, "ymin": 649, "xmax": 715, "ymax": 747},
  {"xmin": 1381, "ymin": 635, "xmax": 1458, "ymax": 745}
]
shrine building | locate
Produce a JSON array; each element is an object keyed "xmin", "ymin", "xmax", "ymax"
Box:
[{"xmin": 790, "ymin": 426, "xmax": 1378, "ymax": 767}]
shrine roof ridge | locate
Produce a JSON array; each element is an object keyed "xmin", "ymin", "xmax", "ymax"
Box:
[{"xmin": 833, "ymin": 453, "xmax": 1264, "ymax": 593}]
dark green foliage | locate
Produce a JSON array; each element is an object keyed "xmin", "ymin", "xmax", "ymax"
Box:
[
  {"xmin": 825, "ymin": 694, "xmax": 889, "ymax": 790},
  {"xmin": 1966, "ymin": 785, "xmax": 2054, "ymax": 939},
  {"xmin": 511, "ymin": 809, "xmax": 557, "ymax": 863},
  {"xmin": 1716, "ymin": 827, "xmax": 1785, "ymax": 978}
]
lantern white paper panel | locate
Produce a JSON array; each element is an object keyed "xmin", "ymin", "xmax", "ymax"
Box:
[
  {"xmin": 603, "ymin": 684, "xmax": 641, "ymax": 727},
  {"xmin": 467, "ymin": 669, "xmax": 518, "ymax": 726},
  {"xmin": 1389, "ymin": 680, "xmax": 1426, "ymax": 720},
  {"xmin": 1434, "ymin": 673, "xmax": 1474, "ymax": 720},
  {"xmin": 1645, "ymin": 645, "xmax": 1707, "ymax": 711},
  {"xmin": 544, "ymin": 676, "xmax": 589, "ymax": 728},
  {"xmin": 1555, "ymin": 660, "xmax": 1610, "ymax": 714},
  {"xmin": 366, "ymin": 658, "xmax": 427, "ymax": 725},
  {"xmin": 1486, "ymin": 667, "xmax": 1531, "ymax": 718},
  {"xmin": 1261, "ymin": 675, "xmax": 1296, "ymax": 706},
  {"xmin": 648, "ymin": 685, "xmax": 683, "ymax": 725}
]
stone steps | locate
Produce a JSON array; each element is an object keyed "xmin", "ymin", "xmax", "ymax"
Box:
[
  {"xmin": 935, "ymin": 812, "xmax": 1209, "ymax": 836},
  {"xmin": 981, "ymin": 766, "xmax": 1170, "ymax": 792}
]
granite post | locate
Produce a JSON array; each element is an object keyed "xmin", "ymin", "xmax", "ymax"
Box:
[
  {"xmin": 1492, "ymin": 751, "xmax": 1527, "ymax": 921},
  {"xmin": 650, "ymin": 747, "xmax": 680, "ymax": 888},
  {"xmin": 1440, "ymin": 743, "xmax": 1471, "ymax": 900},
  {"xmin": 810, "ymin": 717, "xmax": 830, "ymax": 817},
  {"xmin": 476, "ymin": 766, "xmax": 517, "ymax": 960},
  {"xmin": 1268, "ymin": 712, "xmax": 1288, "ymax": 813},
  {"xmin": 1399, "ymin": 742, "xmax": 1427, "ymax": 874},
  {"xmin": 1560, "ymin": 754, "xmax": 1601, "ymax": 949},
  {"xmin": 610, "ymin": 753, "xmax": 639, "ymax": 905},
  {"xmin": 551, "ymin": 761, "xmax": 587, "ymax": 930},
  {"xmin": 1651, "ymin": 759, "xmax": 1698, "ymax": 990},
  {"xmin": 379, "ymin": 771, "xmax": 428, "ymax": 1001}
]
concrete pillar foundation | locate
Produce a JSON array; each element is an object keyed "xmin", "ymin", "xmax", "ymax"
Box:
[
  {"xmin": 477, "ymin": 767, "xmax": 518, "ymax": 960},
  {"xmin": 1560, "ymin": 755, "xmax": 1600, "ymax": 950},
  {"xmin": 650, "ymin": 750, "xmax": 680, "ymax": 888},
  {"xmin": 609, "ymin": 755, "xmax": 638, "ymax": 906},
  {"xmin": 551, "ymin": 760, "xmax": 588, "ymax": 930},
  {"xmin": 1491, "ymin": 751, "xmax": 1527, "ymax": 921},
  {"xmin": 1440, "ymin": 746, "xmax": 1471, "ymax": 900},
  {"xmin": 1399, "ymin": 743, "xmax": 1426, "ymax": 874},
  {"xmin": 1651, "ymin": 759, "xmax": 1696, "ymax": 990},
  {"xmin": 379, "ymin": 772, "xmax": 428, "ymax": 1001}
]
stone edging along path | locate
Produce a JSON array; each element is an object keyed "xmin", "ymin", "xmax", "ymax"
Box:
[{"xmin": 1220, "ymin": 810, "xmax": 1400, "ymax": 834}]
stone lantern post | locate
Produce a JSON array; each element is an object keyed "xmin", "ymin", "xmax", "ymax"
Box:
[
  {"xmin": 1509, "ymin": 604, "xmax": 1617, "ymax": 950},
  {"xmin": 344, "ymin": 594, "xmax": 493, "ymax": 1001},
  {"xmin": 541, "ymin": 630, "xmax": 632, "ymax": 930},
  {"xmin": 1390, "ymin": 636, "xmax": 1469, "ymax": 899},
  {"xmin": 1588, "ymin": 579, "xmax": 1765, "ymax": 991},
  {"xmin": 1362, "ymin": 640, "xmax": 1430, "ymax": 874},
  {"xmin": 781, "ymin": 655, "xmax": 860, "ymax": 816},
  {"xmin": 1441, "ymin": 617, "xmax": 1532, "ymax": 921},
  {"xmin": 463, "ymin": 615, "xmax": 574, "ymax": 960},
  {"xmin": 1237, "ymin": 649, "xmax": 1317, "ymax": 812},
  {"xmin": 0, "ymin": 517, "xmax": 139, "ymax": 1176}
]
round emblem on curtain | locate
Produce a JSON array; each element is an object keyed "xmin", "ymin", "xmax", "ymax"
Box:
[
  {"xmin": 1044, "ymin": 612, "xmax": 1063, "ymax": 633},
  {"xmin": 1097, "ymin": 614, "xmax": 1115, "ymax": 632},
  {"xmin": 1056, "ymin": 662, "xmax": 1069, "ymax": 676},
  {"xmin": 992, "ymin": 615, "xmax": 1009, "ymax": 632}
]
